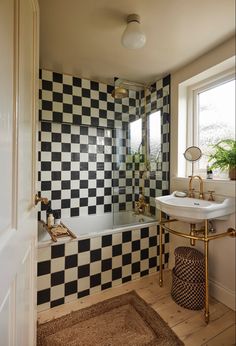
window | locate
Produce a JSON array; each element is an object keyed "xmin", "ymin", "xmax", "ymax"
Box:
[
  {"xmin": 148, "ymin": 111, "xmax": 161, "ymax": 161},
  {"xmin": 189, "ymin": 73, "xmax": 235, "ymax": 178},
  {"xmin": 129, "ymin": 112, "xmax": 162, "ymax": 166},
  {"xmin": 129, "ymin": 118, "xmax": 142, "ymax": 154}
]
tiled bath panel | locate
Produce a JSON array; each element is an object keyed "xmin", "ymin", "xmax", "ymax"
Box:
[{"xmin": 37, "ymin": 225, "xmax": 169, "ymax": 311}]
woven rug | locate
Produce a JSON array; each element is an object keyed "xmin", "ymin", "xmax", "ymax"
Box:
[{"xmin": 37, "ymin": 291, "xmax": 184, "ymax": 346}]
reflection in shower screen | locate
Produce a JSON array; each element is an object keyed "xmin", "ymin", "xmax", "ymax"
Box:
[
  {"xmin": 149, "ymin": 111, "xmax": 161, "ymax": 161},
  {"xmin": 130, "ymin": 118, "xmax": 142, "ymax": 154}
]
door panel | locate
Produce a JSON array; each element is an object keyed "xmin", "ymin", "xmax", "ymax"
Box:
[
  {"xmin": 18, "ymin": 0, "xmax": 34, "ymax": 220},
  {"xmin": 0, "ymin": 291, "xmax": 11, "ymax": 345},
  {"xmin": 16, "ymin": 246, "xmax": 33, "ymax": 345},
  {"xmin": 0, "ymin": 0, "xmax": 38, "ymax": 345},
  {"xmin": 0, "ymin": 0, "xmax": 14, "ymax": 234}
]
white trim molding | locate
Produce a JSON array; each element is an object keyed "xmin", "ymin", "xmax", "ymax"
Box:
[{"xmin": 209, "ymin": 278, "xmax": 235, "ymax": 311}]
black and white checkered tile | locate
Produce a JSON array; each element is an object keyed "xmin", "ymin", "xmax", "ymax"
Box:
[
  {"xmin": 38, "ymin": 70, "xmax": 170, "ymax": 220},
  {"xmin": 38, "ymin": 122, "xmax": 115, "ymax": 220},
  {"xmin": 37, "ymin": 70, "xmax": 171, "ymax": 310},
  {"xmin": 39, "ymin": 69, "xmax": 139, "ymax": 130},
  {"xmin": 132, "ymin": 75, "xmax": 170, "ymax": 215},
  {"xmin": 37, "ymin": 225, "xmax": 169, "ymax": 311}
]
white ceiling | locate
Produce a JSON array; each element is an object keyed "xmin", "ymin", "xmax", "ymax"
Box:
[{"xmin": 39, "ymin": 0, "xmax": 235, "ymax": 85}]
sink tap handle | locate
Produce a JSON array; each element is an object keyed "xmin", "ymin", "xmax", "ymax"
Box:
[
  {"xmin": 188, "ymin": 188, "xmax": 195, "ymax": 198},
  {"xmin": 208, "ymin": 190, "xmax": 215, "ymax": 201}
]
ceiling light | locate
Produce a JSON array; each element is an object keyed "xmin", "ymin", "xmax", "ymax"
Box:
[{"xmin": 121, "ymin": 14, "xmax": 146, "ymax": 49}]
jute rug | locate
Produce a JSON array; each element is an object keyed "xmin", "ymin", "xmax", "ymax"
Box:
[{"xmin": 37, "ymin": 291, "xmax": 184, "ymax": 346}]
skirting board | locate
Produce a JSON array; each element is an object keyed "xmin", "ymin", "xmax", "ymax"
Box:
[{"xmin": 209, "ymin": 278, "xmax": 235, "ymax": 311}]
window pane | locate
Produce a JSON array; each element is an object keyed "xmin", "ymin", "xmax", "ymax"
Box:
[
  {"xmin": 129, "ymin": 118, "xmax": 142, "ymax": 154},
  {"xmin": 198, "ymin": 79, "xmax": 235, "ymax": 172},
  {"xmin": 149, "ymin": 111, "xmax": 161, "ymax": 161}
]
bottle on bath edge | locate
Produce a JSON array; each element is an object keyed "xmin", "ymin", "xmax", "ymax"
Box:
[
  {"xmin": 206, "ymin": 164, "xmax": 213, "ymax": 179},
  {"xmin": 54, "ymin": 210, "xmax": 61, "ymax": 225},
  {"xmin": 47, "ymin": 213, "xmax": 54, "ymax": 228},
  {"xmin": 46, "ymin": 202, "xmax": 54, "ymax": 227}
]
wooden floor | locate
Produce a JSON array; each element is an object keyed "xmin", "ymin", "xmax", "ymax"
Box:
[{"xmin": 38, "ymin": 270, "xmax": 236, "ymax": 346}]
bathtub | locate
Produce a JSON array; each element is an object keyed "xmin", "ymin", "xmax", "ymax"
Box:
[
  {"xmin": 38, "ymin": 211, "xmax": 157, "ymax": 245},
  {"xmin": 37, "ymin": 211, "xmax": 169, "ymax": 311}
]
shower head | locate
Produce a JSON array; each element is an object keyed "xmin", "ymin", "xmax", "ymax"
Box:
[
  {"xmin": 111, "ymin": 79, "xmax": 156, "ymax": 99},
  {"xmin": 111, "ymin": 86, "xmax": 128, "ymax": 99}
]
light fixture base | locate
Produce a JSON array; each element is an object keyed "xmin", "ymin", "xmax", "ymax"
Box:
[
  {"xmin": 127, "ymin": 14, "xmax": 140, "ymax": 24},
  {"xmin": 122, "ymin": 13, "xmax": 146, "ymax": 49}
]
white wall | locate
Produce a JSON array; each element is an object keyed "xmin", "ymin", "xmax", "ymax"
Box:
[{"xmin": 169, "ymin": 36, "xmax": 236, "ymax": 309}]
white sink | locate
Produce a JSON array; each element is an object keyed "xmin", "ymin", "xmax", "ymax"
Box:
[{"xmin": 155, "ymin": 193, "xmax": 235, "ymax": 223}]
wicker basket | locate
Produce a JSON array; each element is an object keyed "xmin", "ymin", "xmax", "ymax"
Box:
[
  {"xmin": 171, "ymin": 269, "xmax": 205, "ymax": 310},
  {"xmin": 174, "ymin": 247, "xmax": 205, "ymax": 283}
]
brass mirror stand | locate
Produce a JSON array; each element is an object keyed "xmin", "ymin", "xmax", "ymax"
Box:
[
  {"xmin": 183, "ymin": 146, "xmax": 202, "ymax": 177},
  {"xmin": 158, "ymin": 210, "xmax": 236, "ymax": 324}
]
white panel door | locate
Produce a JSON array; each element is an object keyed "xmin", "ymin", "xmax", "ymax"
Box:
[{"xmin": 0, "ymin": 0, "xmax": 39, "ymax": 345}]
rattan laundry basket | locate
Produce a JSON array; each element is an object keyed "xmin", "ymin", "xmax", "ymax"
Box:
[
  {"xmin": 171, "ymin": 269, "xmax": 205, "ymax": 310},
  {"xmin": 171, "ymin": 247, "xmax": 205, "ymax": 310},
  {"xmin": 174, "ymin": 246, "xmax": 205, "ymax": 283}
]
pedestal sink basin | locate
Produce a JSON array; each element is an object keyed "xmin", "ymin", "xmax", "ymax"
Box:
[{"xmin": 155, "ymin": 192, "xmax": 235, "ymax": 223}]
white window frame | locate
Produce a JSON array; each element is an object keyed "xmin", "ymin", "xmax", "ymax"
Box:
[
  {"xmin": 147, "ymin": 110, "xmax": 161, "ymax": 162},
  {"xmin": 186, "ymin": 68, "xmax": 235, "ymax": 177},
  {"xmin": 129, "ymin": 118, "xmax": 142, "ymax": 155}
]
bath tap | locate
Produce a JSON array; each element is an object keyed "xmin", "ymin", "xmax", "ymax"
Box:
[
  {"xmin": 188, "ymin": 175, "xmax": 204, "ymax": 199},
  {"xmin": 135, "ymin": 194, "xmax": 149, "ymax": 215}
]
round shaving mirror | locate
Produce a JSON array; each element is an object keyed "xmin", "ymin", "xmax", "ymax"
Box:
[
  {"xmin": 184, "ymin": 146, "xmax": 202, "ymax": 162},
  {"xmin": 183, "ymin": 146, "xmax": 202, "ymax": 176}
]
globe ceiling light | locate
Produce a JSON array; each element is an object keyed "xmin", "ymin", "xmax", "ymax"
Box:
[{"xmin": 121, "ymin": 14, "xmax": 146, "ymax": 49}]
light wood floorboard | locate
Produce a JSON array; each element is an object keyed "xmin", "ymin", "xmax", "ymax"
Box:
[{"xmin": 38, "ymin": 270, "xmax": 236, "ymax": 345}]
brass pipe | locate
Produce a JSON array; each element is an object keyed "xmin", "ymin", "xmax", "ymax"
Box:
[
  {"xmin": 161, "ymin": 224, "xmax": 205, "ymax": 241},
  {"xmin": 190, "ymin": 223, "xmax": 196, "ymax": 246},
  {"xmin": 159, "ymin": 209, "xmax": 163, "ymax": 287},
  {"xmin": 208, "ymin": 230, "xmax": 236, "ymax": 240},
  {"xmin": 160, "ymin": 223, "xmax": 236, "ymax": 242},
  {"xmin": 204, "ymin": 219, "xmax": 210, "ymax": 324},
  {"xmin": 192, "ymin": 229, "xmax": 205, "ymax": 233}
]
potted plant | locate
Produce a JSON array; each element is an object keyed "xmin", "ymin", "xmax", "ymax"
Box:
[{"xmin": 208, "ymin": 139, "xmax": 236, "ymax": 180}]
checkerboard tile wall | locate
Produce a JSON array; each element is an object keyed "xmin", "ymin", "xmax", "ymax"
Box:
[
  {"xmin": 38, "ymin": 69, "xmax": 170, "ymax": 220},
  {"xmin": 131, "ymin": 75, "xmax": 170, "ymax": 215},
  {"xmin": 112, "ymin": 76, "xmax": 170, "ymax": 216},
  {"xmin": 38, "ymin": 122, "xmax": 114, "ymax": 220},
  {"xmin": 39, "ymin": 69, "xmax": 139, "ymax": 129},
  {"xmin": 37, "ymin": 224, "xmax": 169, "ymax": 311},
  {"xmin": 37, "ymin": 70, "xmax": 171, "ymax": 310}
]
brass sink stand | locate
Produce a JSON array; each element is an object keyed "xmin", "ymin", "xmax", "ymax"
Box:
[{"xmin": 158, "ymin": 210, "xmax": 236, "ymax": 324}]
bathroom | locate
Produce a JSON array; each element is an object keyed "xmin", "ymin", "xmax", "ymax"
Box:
[{"xmin": 0, "ymin": 0, "xmax": 235, "ymax": 345}]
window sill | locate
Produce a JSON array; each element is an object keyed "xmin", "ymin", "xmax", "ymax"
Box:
[{"xmin": 174, "ymin": 177, "xmax": 235, "ymax": 184}]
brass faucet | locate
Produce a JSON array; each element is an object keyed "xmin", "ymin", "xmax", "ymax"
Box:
[
  {"xmin": 188, "ymin": 175, "xmax": 204, "ymax": 199},
  {"xmin": 135, "ymin": 194, "xmax": 150, "ymax": 215}
]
